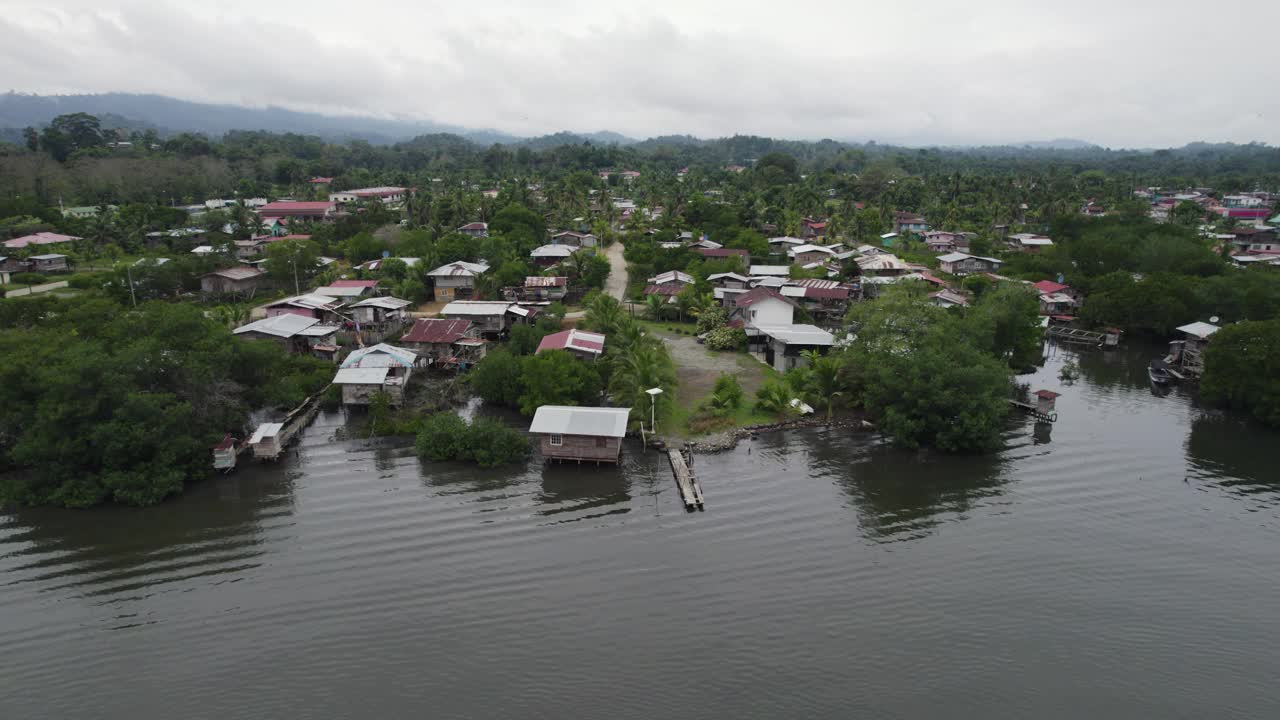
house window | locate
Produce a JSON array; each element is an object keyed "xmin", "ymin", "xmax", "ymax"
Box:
[
  {"xmin": 549, "ymin": 434, "xmax": 563, "ymax": 447},
  {"xmin": 595, "ymin": 437, "xmax": 608, "ymax": 448}
]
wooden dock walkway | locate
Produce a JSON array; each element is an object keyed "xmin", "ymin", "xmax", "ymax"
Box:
[
  {"xmin": 667, "ymin": 448, "xmax": 705, "ymax": 512},
  {"xmin": 1008, "ymin": 399, "xmax": 1057, "ymax": 422}
]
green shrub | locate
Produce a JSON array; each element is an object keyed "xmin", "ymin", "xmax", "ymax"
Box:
[
  {"xmin": 705, "ymin": 325, "xmax": 746, "ymax": 351},
  {"xmin": 415, "ymin": 413, "xmax": 530, "ymax": 466}
]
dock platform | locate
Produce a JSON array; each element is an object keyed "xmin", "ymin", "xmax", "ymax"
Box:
[
  {"xmin": 1008, "ymin": 399, "xmax": 1057, "ymax": 422},
  {"xmin": 667, "ymin": 448, "xmax": 705, "ymax": 512}
]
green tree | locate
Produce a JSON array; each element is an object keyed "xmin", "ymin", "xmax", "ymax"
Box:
[
  {"xmin": 469, "ymin": 350, "xmax": 524, "ymax": 408},
  {"xmin": 518, "ymin": 350, "xmax": 602, "ymax": 415},
  {"xmin": 1201, "ymin": 319, "xmax": 1280, "ymax": 427}
]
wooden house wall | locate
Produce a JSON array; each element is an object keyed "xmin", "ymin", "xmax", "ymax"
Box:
[{"xmin": 538, "ymin": 434, "xmax": 622, "ymax": 462}]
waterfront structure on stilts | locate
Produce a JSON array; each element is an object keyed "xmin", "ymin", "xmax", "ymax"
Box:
[
  {"xmin": 1009, "ymin": 389, "xmax": 1060, "ymax": 422},
  {"xmin": 529, "ymin": 406, "xmax": 632, "ymax": 464}
]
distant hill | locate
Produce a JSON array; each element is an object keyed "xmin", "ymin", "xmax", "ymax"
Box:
[
  {"xmin": 1013, "ymin": 138, "xmax": 1101, "ymax": 151},
  {"xmin": 0, "ymin": 92, "xmax": 513, "ymax": 145}
]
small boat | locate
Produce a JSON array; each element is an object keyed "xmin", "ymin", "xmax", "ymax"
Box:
[{"xmin": 1148, "ymin": 358, "xmax": 1172, "ymax": 385}]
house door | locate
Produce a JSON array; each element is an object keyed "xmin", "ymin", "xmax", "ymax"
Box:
[{"xmin": 764, "ymin": 344, "xmax": 775, "ymax": 367}]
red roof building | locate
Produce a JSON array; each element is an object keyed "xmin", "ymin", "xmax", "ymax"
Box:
[
  {"xmin": 3, "ymin": 232, "xmax": 81, "ymax": 249},
  {"xmin": 1033, "ymin": 280, "xmax": 1069, "ymax": 295},
  {"xmin": 401, "ymin": 318, "xmax": 474, "ymax": 345},
  {"xmin": 537, "ymin": 329, "xmax": 606, "ymax": 358},
  {"xmin": 258, "ymin": 201, "xmax": 337, "ymax": 220}
]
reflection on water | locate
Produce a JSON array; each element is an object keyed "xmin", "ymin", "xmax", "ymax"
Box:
[{"xmin": 3, "ymin": 348, "xmax": 1280, "ymax": 720}]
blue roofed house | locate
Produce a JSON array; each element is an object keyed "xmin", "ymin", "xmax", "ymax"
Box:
[{"xmin": 332, "ymin": 343, "xmax": 419, "ymax": 406}]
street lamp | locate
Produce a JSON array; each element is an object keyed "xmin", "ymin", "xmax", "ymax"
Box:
[{"xmin": 645, "ymin": 387, "xmax": 664, "ymax": 435}]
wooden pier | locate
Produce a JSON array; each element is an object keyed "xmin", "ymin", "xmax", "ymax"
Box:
[
  {"xmin": 1046, "ymin": 326, "xmax": 1105, "ymax": 346},
  {"xmin": 667, "ymin": 447, "xmax": 705, "ymax": 512}
]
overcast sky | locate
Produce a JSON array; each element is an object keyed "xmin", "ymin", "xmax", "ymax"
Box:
[{"xmin": 2, "ymin": 0, "xmax": 1277, "ymax": 147}]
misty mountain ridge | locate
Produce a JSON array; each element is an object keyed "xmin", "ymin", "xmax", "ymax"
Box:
[{"xmin": 2, "ymin": 91, "xmax": 1272, "ymax": 155}]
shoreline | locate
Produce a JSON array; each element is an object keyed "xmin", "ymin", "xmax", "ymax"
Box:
[{"xmin": 658, "ymin": 415, "xmax": 874, "ymax": 454}]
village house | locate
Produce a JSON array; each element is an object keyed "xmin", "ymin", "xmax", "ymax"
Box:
[
  {"xmin": 893, "ymin": 212, "xmax": 930, "ymax": 235},
  {"xmin": 537, "ymin": 329, "xmax": 606, "ymax": 360},
  {"xmin": 1009, "ymin": 233, "xmax": 1054, "ymax": 252},
  {"xmin": 2, "ymin": 232, "xmax": 80, "ymax": 251},
  {"xmin": 644, "ymin": 270, "xmax": 695, "ymax": 300},
  {"xmin": 357, "ymin": 257, "xmax": 421, "ymax": 272},
  {"xmin": 26, "ymin": 253, "xmax": 70, "ymax": 273},
  {"xmin": 145, "ymin": 227, "xmax": 206, "ymax": 250},
  {"xmin": 689, "ymin": 237, "xmax": 721, "ymax": 249},
  {"xmin": 264, "ymin": 293, "xmax": 346, "ymax": 322},
  {"xmin": 234, "ymin": 235, "xmax": 277, "ymax": 260},
  {"xmin": 749, "ymin": 324, "xmax": 835, "ymax": 373},
  {"xmin": 1168, "ymin": 321, "xmax": 1220, "ymax": 378},
  {"xmin": 707, "ymin": 272, "xmax": 752, "ymax": 290},
  {"xmin": 800, "ymin": 218, "xmax": 828, "ymax": 240},
  {"xmin": 333, "ymin": 344, "xmax": 419, "ymax": 407},
  {"xmin": 457, "ymin": 222, "xmax": 489, "ymax": 238},
  {"xmin": 316, "ymin": 279, "xmax": 380, "ymax": 300},
  {"xmin": 550, "ymin": 231, "xmax": 599, "ymax": 248},
  {"xmin": 529, "ymin": 405, "xmax": 632, "ymax": 464},
  {"xmin": 505, "ymin": 276, "xmax": 568, "ymax": 302},
  {"xmin": 1033, "ymin": 280, "xmax": 1083, "ymax": 316},
  {"xmin": 693, "ymin": 247, "xmax": 749, "ymax": 263},
  {"xmin": 731, "ymin": 286, "xmax": 798, "ymax": 327},
  {"xmin": 257, "ymin": 201, "xmax": 338, "ymax": 223},
  {"xmin": 780, "ymin": 278, "xmax": 857, "ymax": 323},
  {"xmin": 937, "ymin": 252, "xmax": 1004, "ymax": 276},
  {"xmin": 428, "ymin": 261, "xmax": 489, "ymax": 301},
  {"xmin": 400, "ymin": 317, "xmax": 486, "ymax": 368},
  {"xmin": 929, "ymin": 289, "xmax": 970, "ymax": 308},
  {"xmin": 789, "ymin": 243, "xmax": 837, "ymax": 266},
  {"xmin": 921, "ymin": 230, "xmax": 975, "ymax": 253},
  {"xmin": 440, "ymin": 300, "xmax": 513, "ymax": 337},
  {"xmin": 200, "ymin": 266, "xmax": 267, "ymax": 295},
  {"xmin": 855, "ymin": 253, "xmax": 912, "ymax": 277},
  {"xmin": 232, "ymin": 314, "xmax": 340, "ymax": 361},
  {"xmin": 768, "ymin": 236, "xmax": 805, "ymax": 255},
  {"xmin": 748, "ymin": 264, "xmax": 791, "ymax": 279},
  {"xmin": 328, "ymin": 186, "xmax": 409, "ymax": 204},
  {"xmin": 531, "ymin": 244, "xmax": 576, "ymax": 266},
  {"xmin": 347, "ymin": 296, "xmax": 413, "ymax": 329}
]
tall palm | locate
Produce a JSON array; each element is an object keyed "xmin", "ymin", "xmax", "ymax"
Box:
[
  {"xmin": 583, "ymin": 292, "xmax": 625, "ymax": 335},
  {"xmin": 644, "ymin": 294, "xmax": 666, "ymax": 321},
  {"xmin": 609, "ymin": 342, "xmax": 677, "ymax": 421},
  {"xmin": 804, "ymin": 355, "xmax": 846, "ymax": 420}
]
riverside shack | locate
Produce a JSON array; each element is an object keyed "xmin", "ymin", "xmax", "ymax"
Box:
[{"xmin": 529, "ymin": 406, "xmax": 632, "ymax": 464}]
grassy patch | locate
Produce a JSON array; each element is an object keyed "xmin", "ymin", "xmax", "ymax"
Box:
[{"xmin": 636, "ymin": 319, "xmax": 699, "ymax": 336}]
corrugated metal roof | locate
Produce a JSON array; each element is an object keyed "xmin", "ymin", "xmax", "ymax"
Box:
[
  {"xmin": 248, "ymin": 423, "xmax": 284, "ymax": 444},
  {"xmin": 1176, "ymin": 321, "xmax": 1220, "ymax": 339},
  {"xmin": 524, "ymin": 276, "xmax": 567, "ymax": 287},
  {"xmin": 528, "ymin": 406, "xmax": 631, "ymax": 437},
  {"xmin": 402, "ymin": 318, "xmax": 473, "ymax": 344},
  {"xmin": 428, "ymin": 261, "xmax": 490, "ymax": 276},
  {"xmin": 754, "ymin": 324, "xmax": 835, "ymax": 345},
  {"xmin": 234, "ymin": 313, "xmax": 321, "ymax": 338},
  {"xmin": 332, "ymin": 367, "xmax": 391, "ymax": 384},
  {"xmin": 350, "ymin": 296, "xmax": 413, "ymax": 310},
  {"xmin": 442, "ymin": 301, "xmax": 511, "ymax": 316},
  {"xmin": 341, "ymin": 343, "xmax": 418, "ymax": 369},
  {"xmin": 531, "ymin": 244, "xmax": 575, "ymax": 258},
  {"xmin": 749, "ymin": 265, "xmax": 790, "ymax": 276}
]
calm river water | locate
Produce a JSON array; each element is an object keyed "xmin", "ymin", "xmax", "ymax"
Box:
[{"xmin": 3, "ymin": 344, "xmax": 1279, "ymax": 719}]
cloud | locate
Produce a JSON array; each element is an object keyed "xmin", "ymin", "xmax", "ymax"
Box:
[{"xmin": 1, "ymin": 0, "xmax": 1278, "ymax": 146}]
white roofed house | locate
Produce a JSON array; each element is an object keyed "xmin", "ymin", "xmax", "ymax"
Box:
[
  {"xmin": 428, "ymin": 260, "xmax": 490, "ymax": 301},
  {"xmin": 233, "ymin": 313, "xmax": 341, "ymax": 361},
  {"xmin": 441, "ymin": 300, "xmax": 513, "ymax": 337},
  {"xmin": 332, "ymin": 343, "xmax": 419, "ymax": 406},
  {"xmin": 937, "ymin": 252, "xmax": 1004, "ymax": 276},
  {"xmin": 530, "ymin": 244, "xmax": 576, "ymax": 266},
  {"xmin": 789, "ymin": 243, "xmax": 838, "ymax": 266},
  {"xmin": 550, "ymin": 230, "xmax": 598, "ymax": 248},
  {"xmin": 28, "ymin": 253, "xmax": 70, "ymax": 273},
  {"xmin": 854, "ymin": 252, "xmax": 912, "ymax": 277},
  {"xmin": 348, "ymin": 296, "xmax": 413, "ymax": 331},
  {"xmin": 644, "ymin": 270, "xmax": 695, "ymax": 301},
  {"xmin": 529, "ymin": 406, "xmax": 632, "ymax": 464},
  {"xmin": 200, "ymin": 266, "xmax": 268, "ymax": 296},
  {"xmin": 1168, "ymin": 321, "xmax": 1220, "ymax": 378},
  {"xmin": 922, "ymin": 230, "xmax": 974, "ymax": 253},
  {"xmin": 1009, "ymin": 233, "xmax": 1054, "ymax": 252},
  {"xmin": 751, "ymin": 324, "xmax": 836, "ymax": 373},
  {"xmin": 264, "ymin": 292, "xmax": 347, "ymax": 323}
]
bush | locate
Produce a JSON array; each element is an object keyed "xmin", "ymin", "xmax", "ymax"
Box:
[
  {"xmin": 706, "ymin": 373, "xmax": 744, "ymax": 416},
  {"xmin": 705, "ymin": 325, "xmax": 747, "ymax": 351},
  {"xmin": 416, "ymin": 412, "xmax": 469, "ymax": 461},
  {"xmin": 415, "ymin": 413, "xmax": 530, "ymax": 466},
  {"xmin": 696, "ymin": 306, "xmax": 728, "ymax": 334}
]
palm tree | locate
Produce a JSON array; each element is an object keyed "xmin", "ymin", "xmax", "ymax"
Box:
[
  {"xmin": 754, "ymin": 381, "xmax": 794, "ymax": 417},
  {"xmin": 803, "ymin": 355, "xmax": 846, "ymax": 420},
  {"xmin": 609, "ymin": 342, "xmax": 677, "ymax": 421},
  {"xmin": 644, "ymin": 294, "xmax": 666, "ymax": 321},
  {"xmin": 583, "ymin": 292, "xmax": 625, "ymax": 335}
]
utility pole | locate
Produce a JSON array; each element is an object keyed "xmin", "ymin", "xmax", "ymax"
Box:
[
  {"xmin": 292, "ymin": 257, "xmax": 300, "ymax": 295},
  {"xmin": 126, "ymin": 264, "xmax": 137, "ymax": 307}
]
